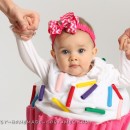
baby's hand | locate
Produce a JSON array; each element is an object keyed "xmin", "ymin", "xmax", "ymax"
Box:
[
  {"xmin": 12, "ymin": 17, "xmax": 36, "ymax": 41},
  {"xmin": 118, "ymin": 34, "xmax": 130, "ymax": 60}
]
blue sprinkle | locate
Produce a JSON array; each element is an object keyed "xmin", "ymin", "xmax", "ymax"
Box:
[
  {"xmin": 107, "ymin": 86, "xmax": 112, "ymax": 107},
  {"xmin": 31, "ymin": 94, "xmax": 38, "ymax": 107}
]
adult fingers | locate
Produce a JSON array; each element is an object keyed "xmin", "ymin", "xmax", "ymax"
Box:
[
  {"xmin": 27, "ymin": 12, "xmax": 40, "ymax": 30},
  {"xmin": 15, "ymin": 15, "xmax": 28, "ymax": 30}
]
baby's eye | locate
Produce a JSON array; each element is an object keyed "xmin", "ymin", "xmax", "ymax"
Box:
[
  {"xmin": 78, "ymin": 48, "xmax": 85, "ymax": 53},
  {"xmin": 62, "ymin": 50, "xmax": 69, "ymax": 54}
]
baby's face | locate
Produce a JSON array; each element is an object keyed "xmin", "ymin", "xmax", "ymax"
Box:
[{"xmin": 51, "ymin": 30, "xmax": 97, "ymax": 77}]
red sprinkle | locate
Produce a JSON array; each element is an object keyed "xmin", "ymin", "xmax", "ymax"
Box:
[
  {"xmin": 66, "ymin": 86, "xmax": 75, "ymax": 107},
  {"xmin": 30, "ymin": 85, "xmax": 36, "ymax": 104},
  {"xmin": 112, "ymin": 84, "xmax": 123, "ymax": 100}
]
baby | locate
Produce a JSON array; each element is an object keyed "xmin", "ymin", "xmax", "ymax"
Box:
[{"xmin": 13, "ymin": 12, "xmax": 130, "ymax": 130}]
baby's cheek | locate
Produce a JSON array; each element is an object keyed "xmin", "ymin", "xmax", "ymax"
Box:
[
  {"xmin": 57, "ymin": 61, "xmax": 67, "ymax": 71},
  {"xmin": 83, "ymin": 58, "xmax": 91, "ymax": 65}
]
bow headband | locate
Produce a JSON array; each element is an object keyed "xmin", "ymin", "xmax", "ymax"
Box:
[{"xmin": 48, "ymin": 12, "xmax": 95, "ymax": 47}]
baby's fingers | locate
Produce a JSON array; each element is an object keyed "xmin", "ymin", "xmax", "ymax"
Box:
[
  {"xmin": 13, "ymin": 27, "xmax": 34, "ymax": 36},
  {"xmin": 125, "ymin": 49, "xmax": 130, "ymax": 60},
  {"xmin": 20, "ymin": 34, "xmax": 34, "ymax": 41},
  {"xmin": 119, "ymin": 35, "xmax": 128, "ymax": 50},
  {"xmin": 126, "ymin": 49, "xmax": 130, "ymax": 55},
  {"xmin": 125, "ymin": 39, "xmax": 130, "ymax": 51},
  {"xmin": 124, "ymin": 28, "xmax": 130, "ymax": 38}
]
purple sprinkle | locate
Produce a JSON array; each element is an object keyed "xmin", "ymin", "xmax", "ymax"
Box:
[
  {"xmin": 38, "ymin": 85, "xmax": 45, "ymax": 101},
  {"xmin": 81, "ymin": 84, "xmax": 98, "ymax": 100}
]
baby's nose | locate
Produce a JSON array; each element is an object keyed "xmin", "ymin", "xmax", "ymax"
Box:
[{"xmin": 69, "ymin": 56, "xmax": 78, "ymax": 61}]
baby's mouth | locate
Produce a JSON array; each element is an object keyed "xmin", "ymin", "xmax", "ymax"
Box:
[{"xmin": 69, "ymin": 64, "xmax": 79, "ymax": 68}]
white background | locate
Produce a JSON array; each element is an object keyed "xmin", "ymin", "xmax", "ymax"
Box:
[{"xmin": 0, "ymin": 0, "xmax": 130, "ymax": 130}]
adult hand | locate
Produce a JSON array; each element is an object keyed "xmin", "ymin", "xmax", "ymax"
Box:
[
  {"xmin": 12, "ymin": 17, "xmax": 37, "ymax": 40},
  {"xmin": 118, "ymin": 28, "xmax": 130, "ymax": 60},
  {"xmin": 0, "ymin": 0, "xmax": 40, "ymax": 40},
  {"xmin": 8, "ymin": 5, "xmax": 40, "ymax": 40},
  {"xmin": 8, "ymin": 5, "xmax": 39, "ymax": 29}
]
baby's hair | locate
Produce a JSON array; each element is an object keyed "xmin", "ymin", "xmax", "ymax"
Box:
[{"xmin": 79, "ymin": 17, "xmax": 94, "ymax": 31}]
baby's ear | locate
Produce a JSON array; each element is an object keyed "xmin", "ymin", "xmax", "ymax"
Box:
[
  {"xmin": 51, "ymin": 50, "xmax": 56, "ymax": 59},
  {"xmin": 92, "ymin": 47, "xmax": 98, "ymax": 57}
]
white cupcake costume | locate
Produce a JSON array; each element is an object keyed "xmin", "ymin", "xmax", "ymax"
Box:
[{"xmin": 15, "ymin": 36, "xmax": 130, "ymax": 123}]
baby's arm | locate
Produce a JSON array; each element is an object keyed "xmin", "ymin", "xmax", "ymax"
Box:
[
  {"xmin": 15, "ymin": 34, "xmax": 49, "ymax": 84},
  {"xmin": 116, "ymin": 29, "xmax": 130, "ymax": 87},
  {"xmin": 116, "ymin": 51, "xmax": 130, "ymax": 87}
]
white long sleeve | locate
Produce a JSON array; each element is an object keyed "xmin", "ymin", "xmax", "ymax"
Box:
[
  {"xmin": 116, "ymin": 51, "xmax": 130, "ymax": 87},
  {"xmin": 15, "ymin": 35, "xmax": 49, "ymax": 85}
]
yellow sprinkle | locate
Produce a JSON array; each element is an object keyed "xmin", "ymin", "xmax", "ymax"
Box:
[
  {"xmin": 51, "ymin": 97, "xmax": 70, "ymax": 112},
  {"xmin": 76, "ymin": 80, "xmax": 96, "ymax": 88}
]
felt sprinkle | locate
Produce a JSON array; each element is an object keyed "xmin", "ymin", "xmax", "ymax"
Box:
[
  {"xmin": 112, "ymin": 84, "xmax": 123, "ymax": 100},
  {"xmin": 38, "ymin": 85, "xmax": 45, "ymax": 101},
  {"xmin": 31, "ymin": 94, "xmax": 38, "ymax": 107},
  {"xmin": 85, "ymin": 107, "xmax": 105, "ymax": 115},
  {"xmin": 116, "ymin": 99, "xmax": 123, "ymax": 119},
  {"xmin": 76, "ymin": 79, "xmax": 96, "ymax": 88},
  {"xmin": 55, "ymin": 72, "xmax": 65, "ymax": 92},
  {"xmin": 81, "ymin": 84, "xmax": 98, "ymax": 100},
  {"xmin": 30, "ymin": 85, "xmax": 36, "ymax": 104},
  {"xmin": 66, "ymin": 86, "xmax": 75, "ymax": 107},
  {"xmin": 52, "ymin": 97, "xmax": 70, "ymax": 112},
  {"xmin": 102, "ymin": 58, "xmax": 106, "ymax": 61},
  {"xmin": 107, "ymin": 86, "xmax": 113, "ymax": 107}
]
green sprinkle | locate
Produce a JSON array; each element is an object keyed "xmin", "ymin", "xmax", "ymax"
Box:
[
  {"xmin": 85, "ymin": 107, "xmax": 105, "ymax": 115},
  {"xmin": 102, "ymin": 58, "xmax": 106, "ymax": 61}
]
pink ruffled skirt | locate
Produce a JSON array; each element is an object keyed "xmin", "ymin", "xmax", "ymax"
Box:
[{"xmin": 26, "ymin": 105, "xmax": 130, "ymax": 130}]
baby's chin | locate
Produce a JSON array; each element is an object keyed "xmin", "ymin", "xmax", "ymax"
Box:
[
  {"xmin": 67, "ymin": 71, "xmax": 87, "ymax": 77},
  {"xmin": 60, "ymin": 67, "xmax": 89, "ymax": 77},
  {"xmin": 66, "ymin": 65, "xmax": 92, "ymax": 77}
]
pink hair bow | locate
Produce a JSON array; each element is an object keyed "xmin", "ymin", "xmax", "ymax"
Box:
[
  {"xmin": 48, "ymin": 12, "xmax": 96, "ymax": 47},
  {"xmin": 48, "ymin": 12, "xmax": 79, "ymax": 35}
]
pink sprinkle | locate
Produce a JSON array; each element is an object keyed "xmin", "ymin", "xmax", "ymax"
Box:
[
  {"xmin": 117, "ymin": 100, "xmax": 123, "ymax": 119},
  {"xmin": 55, "ymin": 72, "xmax": 65, "ymax": 92}
]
